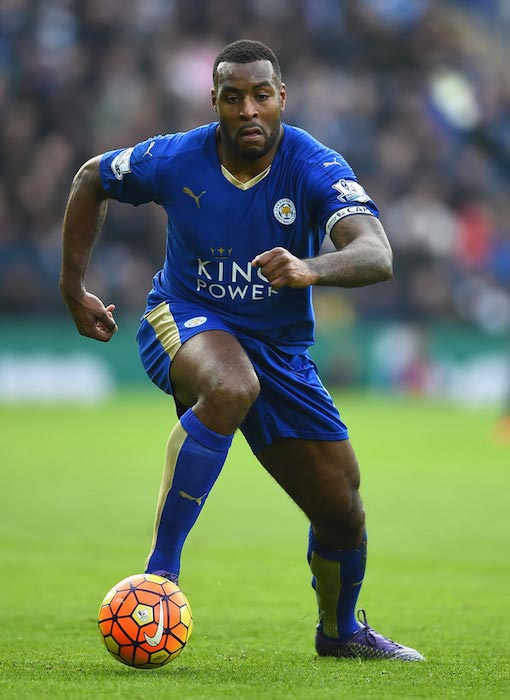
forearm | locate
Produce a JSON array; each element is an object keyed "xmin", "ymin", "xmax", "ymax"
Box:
[
  {"xmin": 306, "ymin": 238, "xmax": 393, "ymax": 288},
  {"xmin": 60, "ymin": 157, "xmax": 108, "ymax": 301},
  {"xmin": 59, "ymin": 157, "xmax": 118, "ymax": 341},
  {"xmin": 308, "ymin": 213, "xmax": 393, "ymax": 288},
  {"xmin": 252, "ymin": 214, "xmax": 393, "ymax": 290}
]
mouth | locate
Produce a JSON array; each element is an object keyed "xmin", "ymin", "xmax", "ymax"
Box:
[{"xmin": 239, "ymin": 126, "xmax": 264, "ymax": 142}]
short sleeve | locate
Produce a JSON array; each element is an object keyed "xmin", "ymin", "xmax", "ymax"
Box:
[
  {"xmin": 306, "ymin": 150, "xmax": 379, "ymax": 240},
  {"xmin": 100, "ymin": 136, "xmax": 164, "ymax": 206}
]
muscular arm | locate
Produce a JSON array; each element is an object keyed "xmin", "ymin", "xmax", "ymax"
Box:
[
  {"xmin": 60, "ymin": 156, "xmax": 118, "ymax": 341},
  {"xmin": 252, "ymin": 214, "xmax": 393, "ymax": 289}
]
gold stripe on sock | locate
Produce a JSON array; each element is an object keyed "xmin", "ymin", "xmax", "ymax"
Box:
[
  {"xmin": 145, "ymin": 422, "xmax": 188, "ymax": 570},
  {"xmin": 146, "ymin": 301, "xmax": 182, "ymax": 359},
  {"xmin": 310, "ymin": 551, "xmax": 341, "ymax": 639}
]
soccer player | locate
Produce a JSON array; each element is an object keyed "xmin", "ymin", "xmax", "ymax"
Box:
[{"xmin": 60, "ymin": 40, "xmax": 423, "ymax": 661}]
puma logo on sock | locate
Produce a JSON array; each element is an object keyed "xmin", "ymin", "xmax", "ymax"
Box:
[{"xmin": 178, "ymin": 490, "xmax": 207, "ymax": 506}]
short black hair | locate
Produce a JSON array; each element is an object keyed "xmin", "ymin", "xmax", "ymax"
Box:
[{"xmin": 213, "ymin": 40, "xmax": 281, "ymax": 86}]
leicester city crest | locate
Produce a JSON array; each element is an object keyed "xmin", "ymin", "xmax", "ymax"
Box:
[{"xmin": 273, "ymin": 198, "xmax": 297, "ymax": 225}]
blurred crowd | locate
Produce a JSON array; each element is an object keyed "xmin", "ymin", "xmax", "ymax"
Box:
[{"xmin": 0, "ymin": 0, "xmax": 509, "ymax": 336}]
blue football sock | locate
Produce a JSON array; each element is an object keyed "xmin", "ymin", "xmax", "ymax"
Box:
[
  {"xmin": 307, "ymin": 526, "xmax": 367, "ymax": 641},
  {"xmin": 145, "ymin": 408, "xmax": 233, "ymax": 578}
]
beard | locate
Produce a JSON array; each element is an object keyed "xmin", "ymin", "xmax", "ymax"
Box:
[{"xmin": 220, "ymin": 121, "xmax": 281, "ymax": 161}]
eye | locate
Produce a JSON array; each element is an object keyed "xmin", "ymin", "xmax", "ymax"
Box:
[
  {"xmin": 224, "ymin": 94, "xmax": 239, "ymax": 104},
  {"xmin": 256, "ymin": 93, "xmax": 270, "ymax": 101}
]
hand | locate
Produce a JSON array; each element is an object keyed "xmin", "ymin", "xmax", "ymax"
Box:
[
  {"xmin": 64, "ymin": 291, "xmax": 118, "ymax": 342},
  {"xmin": 251, "ymin": 247, "xmax": 318, "ymax": 290}
]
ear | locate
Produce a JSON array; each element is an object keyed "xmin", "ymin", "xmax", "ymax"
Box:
[
  {"xmin": 211, "ymin": 87, "xmax": 217, "ymax": 112},
  {"xmin": 279, "ymin": 82, "xmax": 286, "ymax": 112}
]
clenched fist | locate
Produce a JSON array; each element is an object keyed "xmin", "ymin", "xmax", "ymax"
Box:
[{"xmin": 251, "ymin": 247, "xmax": 318, "ymax": 290}]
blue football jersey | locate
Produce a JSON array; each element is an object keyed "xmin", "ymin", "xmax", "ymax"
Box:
[{"xmin": 100, "ymin": 123, "xmax": 378, "ymax": 351}]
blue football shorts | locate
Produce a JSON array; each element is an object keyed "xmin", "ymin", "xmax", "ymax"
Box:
[{"xmin": 136, "ymin": 300, "xmax": 349, "ymax": 454}]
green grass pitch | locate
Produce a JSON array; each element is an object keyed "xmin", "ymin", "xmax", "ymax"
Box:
[{"xmin": 1, "ymin": 391, "xmax": 508, "ymax": 699}]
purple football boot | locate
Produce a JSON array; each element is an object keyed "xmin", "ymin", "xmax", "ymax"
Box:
[
  {"xmin": 150, "ymin": 570, "xmax": 179, "ymax": 585},
  {"xmin": 316, "ymin": 610, "xmax": 424, "ymax": 661}
]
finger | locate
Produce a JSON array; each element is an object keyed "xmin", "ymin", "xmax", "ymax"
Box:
[
  {"xmin": 251, "ymin": 249, "xmax": 279, "ymax": 267},
  {"xmin": 260, "ymin": 265, "xmax": 292, "ymax": 289},
  {"xmin": 257, "ymin": 264, "xmax": 287, "ymax": 287},
  {"xmin": 97, "ymin": 311, "xmax": 118, "ymax": 334},
  {"xmin": 254, "ymin": 254, "xmax": 289, "ymax": 278},
  {"xmin": 95, "ymin": 332, "xmax": 116, "ymax": 343},
  {"xmin": 105, "ymin": 304, "xmax": 116, "ymax": 324},
  {"xmin": 267, "ymin": 275, "xmax": 286, "ymax": 290},
  {"xmin": 99, "ymin": 318, "xmax": 117, "ymax": 333},
  {"xmin": 94, "ymin": 321, "xmax": 117, "ymax": 342},
  {"xmin": 79, "ymin": 323, "xmax": 115, "ymax": 342}
]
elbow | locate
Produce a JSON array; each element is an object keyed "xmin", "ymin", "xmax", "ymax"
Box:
[
  {"xmin": 72, "ymin": 156, "xmax": 106, "ymax": 201},
  {"xmin": 377, "ymin": 248, "xmax": 393, "ymax": 282},
  {"xmin": 382, "ymin": 254, "xmax": 393, "ymax": 281}
]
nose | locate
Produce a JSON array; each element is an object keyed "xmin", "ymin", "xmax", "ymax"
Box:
[{"xmin": 239, "ymin": 96, "xmax": 258, "ymax": 120}]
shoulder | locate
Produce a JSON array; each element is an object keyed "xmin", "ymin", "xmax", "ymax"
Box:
[
  {"xmin": 102, "ymin": 123, "xmax": 216, "ymax": 185},
  {"xmin": 278, "ymin": 124, "xmax": 356, "ymax": 201},
  {"xmin": 280, "ymin": 125, "xmax": 354, "ymax": 178},
  {"xmin": 281, "ymin": 125, "xmax": 346, "ymax": 164},
  {"xmin": 130, "ymin": 123, "xmax": 216, "ymax": 165}
]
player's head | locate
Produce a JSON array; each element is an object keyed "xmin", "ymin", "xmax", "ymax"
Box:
[
  {"xmin": 212, "ymin": 40, "xmax": 286, "ymax": 162},
  {"xmin": 212, "ymin": 40, "xmax": 282, "ymax": 88}
]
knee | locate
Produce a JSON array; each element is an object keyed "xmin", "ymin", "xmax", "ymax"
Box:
[
  {"xmin": 209, "ymin": 374, "xmax": 260, "ymax": 414},
  {"xmin": 197, "ymin": 372, "xmax": 260, "ymax": 433}
]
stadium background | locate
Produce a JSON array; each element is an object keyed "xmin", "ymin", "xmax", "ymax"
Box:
[
  {"xmin": 0, "ymin": 0, "xmax": 508, "ymax": 405},
  {"xmin": 1, "ymin": 4, "xmax": 509, "ymax": 697}
]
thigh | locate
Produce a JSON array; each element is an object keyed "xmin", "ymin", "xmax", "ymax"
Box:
[
  {"xmin": 170, "ymin": 329, "xmax": 259, "ymax": 409},
  {"xmin": 137, "ymin": 300, "xmax": 234, "ymax": 394},
  {"xmin": 137, "ymin": 300, "xmax": 260, "ymax": 433},
  {"xmin": 170, "ymin": 330, "xmax": 260, "ymax": 435}
]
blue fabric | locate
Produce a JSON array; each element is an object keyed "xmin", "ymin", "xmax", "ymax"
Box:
[
  {"xmin": 137, "ymin": 302, "xmax": 349, "ymax": 454},
  {"xmin": 146, "ymin": 408, "xmax": 233, "ymax": 577},
  {"xmin": 136, "ymin": 298, "xmax": 235, "ymax": 395},
  {"xmin": 308, "ymin": 527, "xmax": 367, "ymax": 641},
  {"xmin": 236, "ymin": 332, "xmax": 348, "ymax": 454},
  {"xmin": 101, "ymin": 122, "xmax": 378, "ymax": 353}
]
